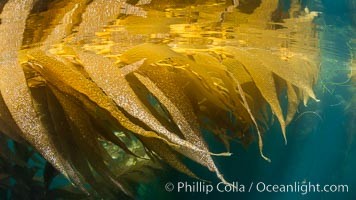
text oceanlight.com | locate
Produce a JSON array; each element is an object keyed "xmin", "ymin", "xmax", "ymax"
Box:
[{"xmin": 164, "ymin": 181, "xmax": 349, "ymax": 195}]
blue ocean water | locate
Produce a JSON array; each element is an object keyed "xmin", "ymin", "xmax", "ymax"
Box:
[{"xmin": 137, "ymin": 0, "xmax": 356, "ymax": 199}]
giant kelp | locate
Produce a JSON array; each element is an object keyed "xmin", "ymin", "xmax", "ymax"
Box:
[{"xmin": 0, "ymin": 0, "xmax": 320, "ymax": 198}]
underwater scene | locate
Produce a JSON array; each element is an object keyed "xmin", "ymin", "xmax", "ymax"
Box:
[{"xmin": 0, "ymin": 0, "xmax": 355, "ymax": 199}]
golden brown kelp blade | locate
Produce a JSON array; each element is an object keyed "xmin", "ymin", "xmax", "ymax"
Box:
[
  {"xmin": 74, "ymin": 50, "xmax": 206, "ymax": 152},
  {"xmin": 227, "ymin": 65, "xmax": 272, "ymax": 162},
  {"xmin": 222, "ymin": 47, "xmax": 287, "ymax": 144},
  {"xmin": 45, "ymin": 85, "xmax": 91, "ymax": 188},
  {"xmin": 222, "ymin": 46, "xmax": 320, "ymax": 141},
  {"xmin": 223, "ymin": 58, "xmax": 253, "ymax": 85},
  {"xmin": 23, "ymin": 0, "xmax": 88, "ymax": 47},
  {"xmin": 120, "ymin": 43, "xmax": 237, "ymax": 113},
  {"xmin": 50, "ymin": 86, "xmax": 133, "ymax": 198},
  {"xmin": 75, "ymin": 49, "xmax": 231, "ymax": 183},
  {"xmin": 0, "ymin": 92, "xmax": 24, "ymax": 143},
  {"xmin": 120, "ymin": 43, "xmax": 271, "ymax": 162},
  {"xmin": 0, "ymin": 0, "xmax": 77, "ymax": 182},
  {"xmin": 120, "ymin": 43, "xmax": 251, "ymax": 131},
  {"xmin": 71, "ymin": 49, "xmax": 223, "ymax": 160},
  {"xmin": 27, "ymin": 84, "xmax": 86, "ymax": 191},
  {"xmin": 26, "ymin": 50, "xmax": 155, "ymax": 141},
  {"xmin": 286, "ymin": 83, "xmax": 301, "ymax": 125},
  {"xmin": 41, "ymin": 0, "xmax": 89, "ymax": 47},
  {"xmin": 132, "ymin": 71, "xmax": 230, "ymax": 184},
  {"xmin": 73, "ymin": 0, "xmax": 126, "ymax": 42},
  {"xmin": 45, "ymin": 83, "xmax": 134, "ymax": 196},
  {"xmin": 246, "ymin": 49, "xmax": 318, "ymax": 101},
  {"xmin": 191, "ymin": 52, "xmax": 252, "ymax": 123},
  {"xmin": 141, "ymin": 137, "xmax": 199, "ymax": 180},
  {"xmin": 120, "ymin": 42, "xmax": 271, "ymax": 176},
  {"xmin": 222, "ymin": 58, "xmax": 270, "ymax": 127}
]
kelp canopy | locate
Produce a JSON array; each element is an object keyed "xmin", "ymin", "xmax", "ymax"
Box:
[{"xmin": 0, "ymin": 0, "xmax": 320, "ymax": 198}]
